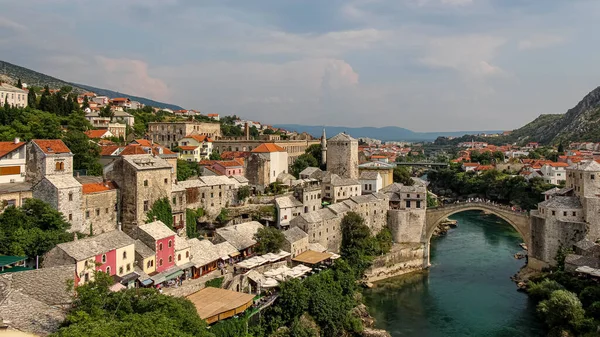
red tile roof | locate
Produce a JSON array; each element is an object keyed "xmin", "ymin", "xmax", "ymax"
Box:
[
  {"xmin": 132, "ymin": 139, "xmax": 152, "ymax": 147},
  {"xmin": 207, "ymin": 114, "xmax": 219, "ymax": 117},
  {"xmin": 251, "ymin": 143, "xmax": 285, "ymax": 153},
  {"xmin": 462, "ymin": 163, "xmax": 479, "ymax": 167},
  {"xmin": 0, "ymin": 141, "xmax": 25, "ymax": 158},
  {"xmin": 84, "ymin": 129, "xmax": 111, "ymax": 139},
  {"xmin": 546, "ymin": 162, "xmax": 570, "ymax": 167},
  {"xmin": 220, "ymin": 151, "xmax": 251, "ymax": 160},
  {"xmin": 199, "ymin": 160, "xmax": 217, "ymax": 166},
  {"xmin": 111, "ymin": 97, "xmax": 128, "ymax": 102},
  {"xmin": 32, "ymin": 140, "xmax": 71, "ymax": 154},
  {"xmin": 99, "ymin": 145, "xmax": 120, "ymax": 156},
  {"xmin": 179, "ymin": 146, "xmax": 198, "ymax": 151},
  {"xmin": 214, "ymin": 160, "xmax": 243, "ymax": 168},
  {"xmin": 82, "ymin": 181, "xmax": 117, "ymax": 194},
  {"xmin": 183, "ymin": 134, "xmax": 212, "ymax": 143},
  {"xmin": 120, "ymin": 145, "xmax": 148, "ymax": 155}
]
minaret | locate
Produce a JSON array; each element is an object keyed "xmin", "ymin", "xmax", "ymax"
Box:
[{"xmin": 321, "ymin": 128, "xmax": 327, "ymax": 165}]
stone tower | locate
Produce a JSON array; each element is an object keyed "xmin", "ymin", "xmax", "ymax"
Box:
[
  {"xmin": 326, "ymin": 132, "xmax": 359, "ymax": 179},
  {"xmin": 321, "ymin": 128, "xmax": 327, "ymax": 165}
]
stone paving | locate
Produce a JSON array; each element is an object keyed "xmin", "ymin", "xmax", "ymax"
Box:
[{"xmin": 163, "ymin": 266, "xmax": 233, "ymax": 298}]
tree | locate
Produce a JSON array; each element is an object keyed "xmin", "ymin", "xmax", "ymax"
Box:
[
  {"xmin": 185, "ymin": 208, "xmax": 203, "ymax": 239},
  {"xmin": 27, "ymin": 87, "xmax": 37, "ymax": 109},
  {"xmin": 393, "ymin": 167, "xmax": 414, "ymax": 186},
  {"xmin": 53, "ymin": 271, "xmax": 214, "ymax": 337},
  {"xmin": 291, "ymin": 153, "xmax": 318, "ymax": 178},
  {"xmin": 305, "ymin": 144, "xmax": 324, "ymax": 168},
  {"xmin": 177, "ymin": 159, "xmax": 200, "ymax": 181},
  {"xmin": 146, "ymin": 198, "xmax": 173, "ymax": 228},
  {"xmin": 99, "ymin": 104, "xmax": 114, "ymax": 118},
  {"xmin": 0, "ymin": 198, "xmax": 73, "ymax": 259},
  {"xmin": 237, "ymin": 186, "xmax": 251, "ymax": 202},
  {"xmin": 254, "ymin": 226, "xmax": 285, "ymax": 254},
  {"xmin": 209, "ymin": 151, "xmax": 221, "ymax": 160},
  {"xmin": 63, "ymin": 130, "xmax": 103, "ymax": 176},
  {"xmin": 340, "ymin": 212, "xmax": 375, "ymax": 277},
  {"xmin": 537, "ymin": 290, "xmax": 585, "ymax": 330},
  {"xmin": 16, "ymin": 78, "xmax": 22, "ymax": 89},
  {"xmin": 82, "ymin": 95, "xmax": 89, "ymax": 109}
]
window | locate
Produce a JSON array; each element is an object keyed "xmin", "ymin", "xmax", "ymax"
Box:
[
  {"xmin": 178, "ymin": 254, "xmax": 181, "ymax": 261},
  {"xmin": 106, "ymin": 266, "xmax": 111, "ymax": 274},
  {"xmin": 123, "ymin": 251, "xmax": 127, "ymax": 259},
  {"xmin": 406, "ymin": 200, "xmax": 411, "ymax": 208},
  {"xmin": 85, "ymin": 211, "xmax": 90, "ymax": 219},
  {"xmin": 55, "ymin": 162, "xmax": 64, "ymax": 170},
  {"xmin": 168, "ymin": 240, "xmax": 172, "ymax": 248},
  {"xmin": 563, "ymin": 211, "xmax": 567, "ymax": 216},
  {"xmin": 147, "ymin": 260, "xmax": 152, "ymax": 268},
  {"xmin": 159, "ymin": 243, "xmax": 163, "ymax": 251},
  {"xmin": 144, "ymin": 200, "xmax": 149, "ymax": 211},
  {"xmin": 416, "ymin": 201, "xmax": 421, "ymax": 208},
  {"xmin": 159, "ymin": 259, "xmax": 163, "ymax": 266},
  {"xmin": 68, "ymin": 213, "xmax": 73, "ymax": 221},
  {"xmin": 96, "ymin": 209, "xmax": 100, "ymax": 216},
  {"xmin": 126, "ymin": 264, "xmax": 131, "ymax": 272},
  {"xmin": 172, "ymin": 197, "xmax": 176, "ymax": 205},
  {"xmin": 186, "ymin": 251, "xmax": 189, "ymax": 258},
  {"xmin": 592, "ymin": 174, "xmax": 595, "ymax": 180},
  {"xmin": 101, "ymin": 254, "xmax": 106, "ymax": 263},
  {"xmin": 164, "ymin": 178, "xmax": 168, "ymax": 184},
  {"xmin": 119, "ymin": 266, "xmax": 124, "ymax": 275},
  {"xmin": 573, "ymin": 212, "xmax": 577, "ymax": 216},
  {"xmin": 417, "ymin": 194, "xmax": 420, "ymax": 198},
  {"xmin": 552, "ymin": 211, "xmax": 556, "ymax": 216},
  {"xmin": 69, "ymin": 192, "xmax": 73, "ymax": 201},
  {"xmin": 407, "ymin": 194, "xmax": 410, "ymax": 197},
  {"xmin": 144, "ymin": 180, "xmax": 148, "ymax": 186},
  {"xmin": 84, "ymin": 273, "xmax": 89, "ymax": 282},
  {"xmin": 168, "ymin": 256, "xmax": 172, "ymax": 263},
  {"xmin": 105, "ymin": 208, "xmax": 109, "ymax": 214}
]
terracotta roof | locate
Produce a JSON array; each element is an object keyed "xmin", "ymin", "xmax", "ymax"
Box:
[
  {"xmin": 184, "ymin": 134, "xmax": 212, "ymax": 143},
  {"xmin": 199, "ymin": 160, "xmax": 218, "ymax": 166},
  {"xmin": 207, "ymin": 114, "xmax": 219, "ymax": 117},
  {"xmin": 82, "ymin": 181, "xmax": 117, "ymax": 194},
  {"xmin": 32, "ymin": 139, "xmax": 71, "ymax": 154},
  {"xmin": 220, "ymin": 151, "xmax": 251, "ymax": 159},
  {"xmin": 179, "ymin": 145, "xmax": 198, "ymax": 151},
  {"xmin": 251, "ymin": 143, "xmax": 286, "ymax": 153},
  {"xmin": 84, "ymin": 129, "xmax": 110, "ymax": 139},
  {"xmin": 132, "ymin": 139, "xmax": 152, "ymax": 147},
  {"xmin": 99, "ymin": 145, "xmax": 120, "ymax": 156},
  {"xmin": 546, "ymin": 162, "xmax": 570, "ymax": 167},
  {"xmin": 111, "ymin": 97, "xmax": 128, "ymax": 102},
  {"xmin": 214, "ymin": 160, "xmax": 243, "ymax": 168},
  {"xmin": 0, "ymin": 141, "xmax": 25, "ymax": 158},
  {"xmin": 120, "ymin": 145, "xmax": 148, "ymax": 155},
  {"xmin": 152, "ymin": 145, "xmax": 175, "ymax": 156},
  {"xmin": 462, "ymin": 163, "xmax": 479, "ymax": 167}
]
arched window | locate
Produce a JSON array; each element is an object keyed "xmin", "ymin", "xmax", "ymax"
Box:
[
  {"xmin": 159, "ymin": 259, "xmax": 163, "ymax": 266},
  {"xmin": 106, "ymin": 266, "xmax": 111, "ymax": 274},
  {"xmin": 168, "ymin": 256, "xmax": 172, "ymax": 263},
  {"xmin": 122, "ymin": 251, "xmax": 127, "ymax": 260},
  {"xmin": 101, "ymin": 254, "xmax": 106, "ymax": 263},
  {"xmin": 168, "ymin": 240, "xmax": 172, "ymax": 248},
  {"xmin": 178, "ymin": 254, "xmax": 181, "ymax": 261},
  {"xmin": 147, "ymin": 260, "xmax": 152, "ymax": 269},
  {"xmin": 186, "ymin": 251, "xmax": 189, "ymax": 258},
  {"xmin": 159, "ymin": 243, "xmax": 163, "ymax": 251}
]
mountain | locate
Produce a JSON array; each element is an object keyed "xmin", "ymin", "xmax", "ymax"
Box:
[
  {"xmin": 505, "ymin": 86, "xmax": 600, "ymax": 145},
  {"xmin": 0, "ymin": 60, "xmax": 183, "ymax": 110},
  {"xmin": 274, "ymin": 124, "xmax": 504, "ymax": 142}
]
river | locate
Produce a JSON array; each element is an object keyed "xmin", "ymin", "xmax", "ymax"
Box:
[{"xmin": 363, "ymin": 211, "xmax": 545, "ymax": 337}]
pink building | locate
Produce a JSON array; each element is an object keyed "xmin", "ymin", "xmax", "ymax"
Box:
[
  {"xmin": 137, "ymin": 220, "xmax": 176, "ymax": 273},
  {"xmin": 212, "ymin": 160, "xmax": 244, "ymax": 177}
]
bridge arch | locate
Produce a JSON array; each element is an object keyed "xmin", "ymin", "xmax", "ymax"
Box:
[{"xmin": 424, "ymin": 203, "xmax": 531, "ymax": 266}]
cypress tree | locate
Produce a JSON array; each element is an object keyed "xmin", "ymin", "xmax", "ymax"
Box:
[
  {"xmin": 27, "ymin": 88, "xmax": 36, "ymax": 109},
  {"xmin": 16, "ymin": 79, "xmax": 22, "ymax": 89}
]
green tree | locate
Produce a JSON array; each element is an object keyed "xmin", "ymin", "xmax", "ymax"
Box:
[
  {"xmin": 16, "ymin": 79, "xmax": 22, "ymax": 89},
  {"xmin": 0, "ymin": 198, "xmax": 73, "ymax": 259},
  {"xmin": 305, "ymin": 144, "xmax": 324, "ymax": 168},
  {"xmin": 291, "ymin": 153, "xmax": 318, "ymax": 178},
  {"xmin": 177, "ymin": 159, "xmax": 200, "ymax": 181},
  {"xmin": 27, "ymin": 87, "xmax": 37, "ymax": 109},
  {"xmin": 209, "ymin": 151, "xmax": 221, "ymax": 160},
  {"xmin": 340, "ymin": 212, "xmax": 374, "ymax": 277},
  {"xmin": 393, "ymin": 166, "xmax": 414, "ymax": 186},
  {"xmin": 99, "ymin": 104, "xmax": 114, "ymax": 118},
  {"xmin": 237, "ymin": 186, "xmax": 251, "ymax": 202},
  {"xmin": 146, "ymin": 198, "xmax": 173, "ymax": 228},
  {"xmin": 537, "ymin": 290, "xmax": 585, "ymax": 330},
  {"xmin": 216, "ymin": 208, "xmax": 230, "ymax": 226},
  {"xmin": 528, "ymin": 279, "xmax": 565, "ymax": 301},
  {"xmin": 254, "ymin": 226, "xmax": 285, "ymax": 254},
  {"xmin": 63, "ymin": 130, "xmax": 103, "ymax": 176},
  {"xmin": 82, "ymin": 95, "xmax": 89, "ymax": 109}
]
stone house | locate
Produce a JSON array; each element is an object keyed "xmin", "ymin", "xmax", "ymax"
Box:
[
  {"xmin": 213, "ymin": 221, "xmax": 264, "ymax": 258},
  {"xmin": 0, "ymin": 181, "xmax": 32, "ymax": 210},
  {"xmin": 275, "ymin": 195, "xmax": 303, "ymax": 228},
  {"xmin": 293, "ymin": 182, "xmax": 322, "ymax": 213},
  {"xmin": 212, "ymin": 160, "xmax": 244, "ymax": 177},
  {"xmin": 134, "ymin": 239, "xmax": 156, "ymax": 276},
  {"xmin": 148, "ymin": 121, "xmax": 221, "ymax": 149},
  {"xmin": 283, "ymin": 227, "xmax": 309, "ymax": 258},
  {"xmin": 80, "ymin": 178, "xmax": 118, "ymax": 235},
  {"xmin": 380, "ymin": 183, "xmax": 427, "ymax": 211},
  {"xmin": 360, "ymin": 171, "xmax": 383, "ymax": 194},
  {"xmin": 34, "ymin": 174, "xmax": 84, "ymax": 232},
  {"xmin": 247, "ymin": 143, "xmax": 289, "ymax": 187},
  {"xmin": 290, "ymin": 193, "xmax": 389, "ymax": 252},
  {"xmin": 171, "ymin": 183, "xmax": 187, "ymax": 233},
  {"xmin": 188, "ymin": 238, "xmax": 222, "ymax": 277},
  {"xmin": 322, "ymin": 173, "xmax": 361, "ymax": 204},
  {"xmin": 26, "ymin": 139, "xmax": 75, "ymax": 186},
  {"xmin": 178, "ymin": 175, "xmax": 242, "ymax": 217},
  {"xmin": 174, "ymin": 234, "xmax": 192, "ymax": 267},
  {"xmin": 326, "ymin": 132, "xmax": 359, "ymax": 180},
  {"xmin": 105, "ymin": 154, "xmax": 173, "ymax": 234},
  {"xmin": 43, "ymin": 230, "xmax": 135, "ymax": 286},
  {"xmin": 299, "ymin": 167, "xmax": 323, "ymax": 180},
  {"xmin": 0, "ymin": 138, "xmax": 27, "ymax": 184}
]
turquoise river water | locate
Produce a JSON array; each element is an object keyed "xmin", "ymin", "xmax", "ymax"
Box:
[{"xmin": 363, "ymin": 211, "xmax": 546, "ymax": 337}]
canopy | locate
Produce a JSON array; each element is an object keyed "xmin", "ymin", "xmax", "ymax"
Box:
[{"xmin": 109, "ymin": 283, "xmax": 126, "ymax": 292}]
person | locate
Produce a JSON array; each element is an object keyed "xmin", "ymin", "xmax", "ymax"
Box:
[{"xmin": 158, "ymin": 287, "xmax": 163, "ymax": 294}]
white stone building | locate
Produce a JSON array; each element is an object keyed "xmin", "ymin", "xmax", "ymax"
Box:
[
  {"xmin": 322, "ymin": 172, "xmax": 361, "ymax": 203},
  {"xmin": 540, "ymin": 162, "xmax": 569, "ymax": 185},
  {"xmin": 275, "ymin": 195, "xmax": 303, "ymax": 228},
  {"xmin": 0, "ymin": 83, "xmax": 28, "ymax": 108},
  {"xmin": 359, "ymin": 171, "xmax": 382, "ymax": 194}
]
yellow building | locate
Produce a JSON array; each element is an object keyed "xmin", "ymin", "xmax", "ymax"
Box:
[
  {"xmin": 358, "ymin": 161, "xmax": 395, "ymax": 188},
  {"xmin": 178, "ymin": 135, "xmax": 214, "ymax": 161}
]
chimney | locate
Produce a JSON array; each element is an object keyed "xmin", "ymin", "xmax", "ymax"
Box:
[
  {"xmin": 76, "ymin": 172, "xmax": 80, "ymax": 178},
  {"xmin": 117, "ymin": 222, "xmax": 122, "ymax": 231},
  {"xmin": 14, "ymin": 137, "xmax": 19, "ymax": 144},
  {"xmin": 245, "ymin": 123, "xmax": 250, "ymax": 140},
  {"xmin": 73, "ymin": 232, "xmax": 78, "ymax": 241},
  {"xmin": 153, "ymin": 216, "xmax": 157, "ymax": 222}
]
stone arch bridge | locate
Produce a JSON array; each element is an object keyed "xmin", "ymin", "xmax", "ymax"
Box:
[{"xmin": 424, "ymin": 202, "xmax": 531, "ymax": 265}]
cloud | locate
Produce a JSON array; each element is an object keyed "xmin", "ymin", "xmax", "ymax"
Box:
[
  {"xmin": 418, "ymin": 35, "xmax": 506, "ymax": 77},
  {"xmin": 518, "ymin": 34, "xmax": 565, "ymax": 50},
  {"xmin": 0, "ymin": 17, "xmax": 27, "ymax": 32},
  {"xmin": 96, "ymin": 57, "xmax": 170, "ymax": 101}
]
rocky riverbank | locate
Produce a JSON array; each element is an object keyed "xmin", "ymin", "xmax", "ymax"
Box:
[
  {"xmin": 353, "ymin": 304, "xmax": 392, "ymax": 337},
  {"xmin": 432, "ymin": 218, "xmax": 458, "ymax": 236}
]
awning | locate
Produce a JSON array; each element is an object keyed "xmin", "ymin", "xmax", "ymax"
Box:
[
  {"xmin": 119, "ymin": 272, "xmax": 139, "ymax": 284},
  {"xmin": 140, "ymin": 278, "xmax": 153, "ymax": 286},
  {"xmin": 165, "ymin": 270, "xmax": 184, "ymax": 281},
  {"xmin": 151, "ymin": 266, "xmax": 182, "ymax": 284},
  {"xmin": 178, "ymin": 262, "xmax": 195, "ymax": 270}
]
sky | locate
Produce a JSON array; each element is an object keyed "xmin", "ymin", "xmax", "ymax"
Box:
[{"xmin": 1, "ymin": 0, "xmax": 600, "ymax": 132}]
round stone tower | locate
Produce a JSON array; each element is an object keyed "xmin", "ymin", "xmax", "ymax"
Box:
[
  {"xmin": 326, "ymin": 132, "xmax": 359, "ymax": 179},
  {"xmin": 321, "ymin": 128, "xmax": 327, "ymax": 165}
]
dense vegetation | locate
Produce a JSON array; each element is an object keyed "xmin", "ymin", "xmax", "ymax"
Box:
[
  {"xmin": 146, "ymin": 198, "xmax": 174, "ymax": 228},
  {"xmin": 177, "ymin": 159, "xmax": 201, "ymax": 181},
  {"xmin": 291, "ymin": 144, "xmax": 325, "ymax": 177},
  {"xmin": 527, "ymin": 251, "xmax": 600, "ymax": 336},
  {"xmin": 51, "ymin": 272, "xmax": 213, "ymax": 337},
  {"xmin": 253, "ymin": 226, "xmax": 285, "ymax": 254},
  {"xmin": 0, "ymin": 199, "xmax": 74, "ymax": 259},
  {"xmin": 428, "ymin": 163, "xmax": 556, "ymax": 210}
]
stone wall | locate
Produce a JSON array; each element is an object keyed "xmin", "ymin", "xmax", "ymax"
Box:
[
  {"xmin": 83, "ymin": 190, "xmax": 118, "ymax": 235},
  {"xmin": 364, "ymin": 243, "xmax": 425, "ymax": 282},
  {"xmin": 327, "ymin": 139, "xmax": 359, "ymax": 179},
  {"xmin": 530, "ymin": 214, "xmax": 587, "ymax": 265},
  {"xmin": 246, "ymin": 153, "xmax": 270, "ymax": 189},
  {"xmin": 388, "ymin": 209, "xmax": 427, "ymax": 244}
]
